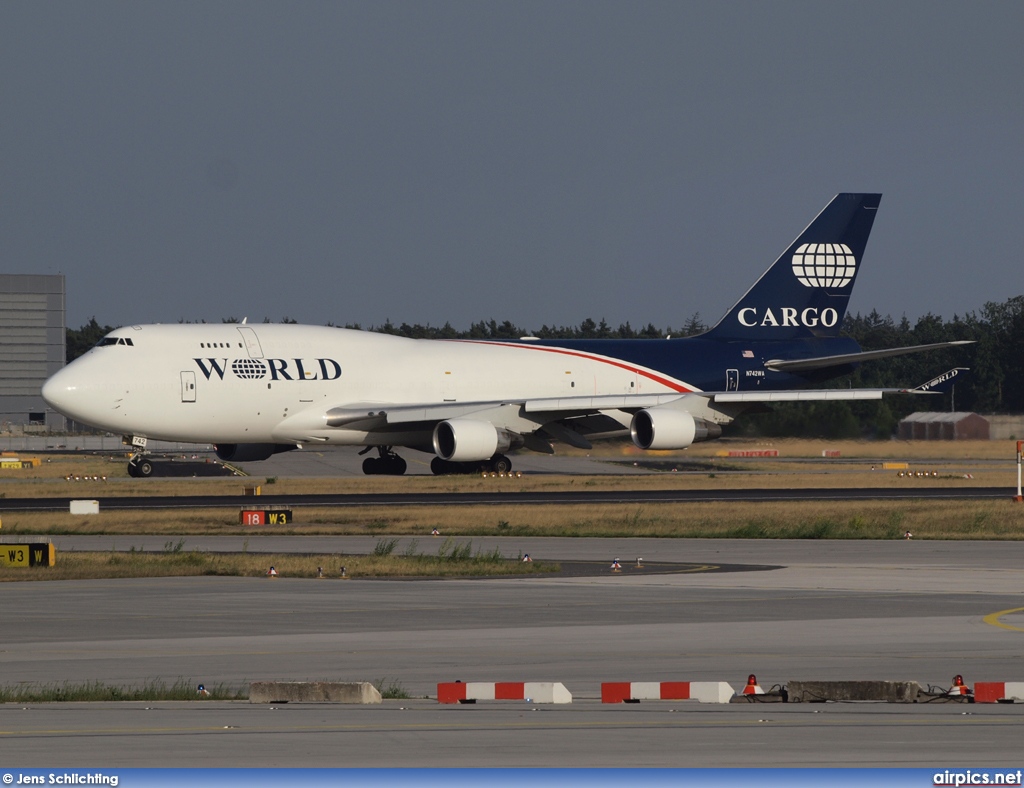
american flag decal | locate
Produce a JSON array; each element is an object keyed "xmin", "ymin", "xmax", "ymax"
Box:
[{"xmin": 742, "ymin": 350, "xmax": 754, "ymax": 358}]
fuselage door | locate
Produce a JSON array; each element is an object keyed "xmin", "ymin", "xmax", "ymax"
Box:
[
  {"xmin": 726, "ymin": 369, "xmax": 739, "ymax": 392},
  {"xmin": 181, "ymin": 371, "xmax": 197, "ymax": 403},
  {"xmin": 237, "ymin": 326, "xmax": 264, "ymax": 359}
]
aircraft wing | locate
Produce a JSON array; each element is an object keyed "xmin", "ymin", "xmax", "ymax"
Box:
[
  {"xmin": 708, "ymin": 367, "xmax": 968, "ymax": 403},
  {"xmin": 278, "ymin": 367, "xmax": 964, "ymax": 446},
  {"xmin": 315, "ymin": 365, "xmax": 966, "ymax": 428},
  {"xmin": 763, "ymin": 340, "xmax": 974, "ymax": 373},
  {"xmin": 317, "ymin": 393, "xmax": 688, "ymax": 428},
  {"xmin": 713, "ymin": 389, "xmax": 898, "ymax": 402}
]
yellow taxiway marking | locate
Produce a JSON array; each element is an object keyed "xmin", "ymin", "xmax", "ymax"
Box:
[{"xmin": 983, "ymin": 607, "xmax": 1024, "ymax": 632}]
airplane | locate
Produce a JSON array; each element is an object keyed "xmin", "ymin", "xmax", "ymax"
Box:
[{"xmin": 42, "ymin": 193, "xmax": 971, "ymax": 477}]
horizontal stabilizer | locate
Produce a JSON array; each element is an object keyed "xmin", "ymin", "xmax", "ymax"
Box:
[{"xmin": 763, "ymin": 341, "xmax": 974, "ymax": 373}]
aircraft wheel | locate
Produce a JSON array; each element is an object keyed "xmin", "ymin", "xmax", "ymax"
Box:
[
  {"xmin": 136, "ymin": 460, "xmax": 154, "ymax": 478},
  {"xmin": 491, "ymin": 454, "xmax": 512, "ymax": 474},
  {"xmin": 430, "ymin": 457, "xmax": 450, "ymax": 475},
  {"xmin": 127, "ymin": 461, "xmax": 139, "ymax": 478},
  {"xmin": 362, "ymin": 457, "xmax": 381, "ymax": 475},
  {"xmin": 387, "ymin": 456, "xmax": 407, "ymax": 475}
]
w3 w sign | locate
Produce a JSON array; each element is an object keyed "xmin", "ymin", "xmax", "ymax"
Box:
[{"xmin": 1, "ymin": 543, "xmax": 56, "ymax": 567}]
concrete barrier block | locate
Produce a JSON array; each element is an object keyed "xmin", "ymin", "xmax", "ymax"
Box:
[
  {"xmin": 691, "ymin": 681, "xmax": 736, "ymax": 704},
  {"xmin": 70, "ymin": 499, "xmax": 99, "ymax": 514},
  {"xmin": 787, "ymin": 680, "xmax": 923, "ymax": 703},
  {"xmin": 249, "ymin": 681, "xmax": 382, "ymax": 704},
  {"xmin": 525, "ymin": 682, "xmax": 572, "ymax": 704}
]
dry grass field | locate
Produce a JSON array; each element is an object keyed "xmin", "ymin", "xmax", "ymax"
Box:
[
  {"xmin": 1, "ymin": 441, "xmax": 1021, "ymax": 557},
  {"xmin": 0, "ymin": 543, "xmax": 555, "ymax": 582},
  {"xmin": 2, "ymin": 497, "xmax": 1022, "ymax": 542}
]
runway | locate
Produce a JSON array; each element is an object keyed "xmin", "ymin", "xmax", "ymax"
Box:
[{"xmin": 3, "ymin": 538, "xmax": 1024, "ymax": 766}]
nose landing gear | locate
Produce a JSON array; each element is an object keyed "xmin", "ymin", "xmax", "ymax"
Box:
[{"xmin": 127, "ymin": 454, "xmax": 154, "ymax": 478}]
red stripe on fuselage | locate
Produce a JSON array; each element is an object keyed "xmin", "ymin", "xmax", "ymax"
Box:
[{"xmin": 450, "ymin": 340, "xmax": 694, "ymax": 393}]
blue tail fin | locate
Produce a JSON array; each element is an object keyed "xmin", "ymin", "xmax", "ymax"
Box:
[{"xmin": 703, "ymin": 193, "xmax": 881, "ymax": 341}]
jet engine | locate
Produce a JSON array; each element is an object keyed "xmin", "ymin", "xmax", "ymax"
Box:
[
  {"xmin": 215, "ymin": 443, "xmax": 297, "ymax": 463},
  {"xmin": 630, "ymin": 409, "xmax": 721, "ymax": 450},
  {"xmin": 432, "ymin": 419, "xmax": 523, "ymax": 462}
]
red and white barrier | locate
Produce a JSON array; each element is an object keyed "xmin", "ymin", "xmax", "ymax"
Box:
[
  {"xmin": 601, "ymin": 681, "xmax": 735, "ymax": 704},
  {"xmin": 437, "ymin": 682, "xmax": 572, "ymax": 704},
  {"xmin": 974, "ymin": 682, "xmax": 1024, "ymax": 703}
]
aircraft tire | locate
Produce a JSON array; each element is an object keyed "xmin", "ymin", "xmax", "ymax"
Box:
[
  {"xmin": 491, "ymin": 454, "xmax": 512, "ymax": 474},
  {"xmin": 127, "ymin": 462, "xmax": 139, "ymax": 478},
  {"xmin": 136, "ymin": 460, "xmax": 154, "ymax": 478},
  {"xmin": 387, "ymin": 456, "xmax": 408, "ymax": 475},
  {"xmin": 362, "ymin": 457, "xmax": 380, "ymax": 475}
]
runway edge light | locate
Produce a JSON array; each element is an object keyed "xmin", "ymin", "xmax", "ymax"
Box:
[{"xmin": 743, "ymin": 674, "xmax": 765, "ymax": 695}]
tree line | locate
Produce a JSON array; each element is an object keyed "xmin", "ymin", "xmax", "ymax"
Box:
[{"xmin": 66, "ymin": 295, "xmax": 1024, "ymax": 439}]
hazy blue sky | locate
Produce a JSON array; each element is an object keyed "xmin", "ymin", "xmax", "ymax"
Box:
[{"xmin": 3, "ymin": 1, "xmax": 1021, "ymax": 331}]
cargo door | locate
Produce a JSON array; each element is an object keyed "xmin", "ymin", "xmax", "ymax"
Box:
[{"xmin": 237, "ymin": 326, "xmax": 264, "ymax": 358}]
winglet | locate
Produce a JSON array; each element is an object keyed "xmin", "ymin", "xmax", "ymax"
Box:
[{"xmin": 911, "ymin": 367, "xmax": 969, "ymax": 394}]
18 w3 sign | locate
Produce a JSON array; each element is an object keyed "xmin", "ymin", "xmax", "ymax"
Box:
[{"xmin": 239, "ymin": 510, "xmax": 293, "ymax": 526}]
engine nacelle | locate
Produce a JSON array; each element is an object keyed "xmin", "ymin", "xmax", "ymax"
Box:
[
  {"xmin": 432, "ymin": 419, "xmax": 522, "ymax": 462},
  {"xmin": 215, "ymin": 443, "xmax": 297, "ymax": 463},
  {"xmin": 630, "ymin": 409, "xmax": 720, "ymax": 450}
]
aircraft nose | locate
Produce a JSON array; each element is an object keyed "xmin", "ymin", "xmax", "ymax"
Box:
[{"xmin": 42, "ymin": 366, "xmax": 82, "ymax": 418}]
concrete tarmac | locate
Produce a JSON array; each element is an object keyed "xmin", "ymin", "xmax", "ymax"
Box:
[{"xmin": 3, "ymin": 539, "xmax": 1024, "ymax": 766}]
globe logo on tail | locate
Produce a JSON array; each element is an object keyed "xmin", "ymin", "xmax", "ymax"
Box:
[{"xmin": 792, "ymin": 243, "xmax": 856, "ymax": 288}]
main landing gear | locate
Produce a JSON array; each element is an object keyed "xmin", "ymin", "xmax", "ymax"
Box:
[
  {"xmin": 126, "ymin": 453, "xmax": 154, "ymax": 478},
  {"xmin": 430, "ymin": 454, "xmax": 512, "ymax": 476},
  {"xmin": 361, "ymin": 446, "xmax": 408, "ymax": 476}
]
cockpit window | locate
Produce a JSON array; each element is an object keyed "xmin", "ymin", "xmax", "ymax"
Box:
[{"xmin": 96, "ymin": 337, "xmax": 134, "ymax": 347}]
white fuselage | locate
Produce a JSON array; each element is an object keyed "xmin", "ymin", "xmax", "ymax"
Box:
[{"xmin": 41, "ymin": 324, "xmax": 689, "ymax": 447}]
